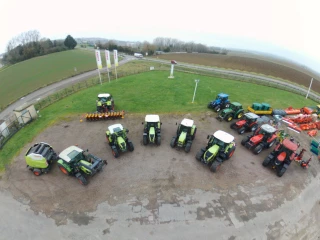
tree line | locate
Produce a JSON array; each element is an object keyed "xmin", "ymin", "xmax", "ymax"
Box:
[{"xmin": 3, "ymin": 31, "xmax": 77, "ymax": 64}]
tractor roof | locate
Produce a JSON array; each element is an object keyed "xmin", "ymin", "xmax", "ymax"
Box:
[
  {"xmin": 282, "ymin": 138, "xmax": 299, "ymax": 151},
  {"xmin": 213, "ymin": 130, "xmax": 234, "ymax": 143},
  {"xmin": 218, "ymin": 93, "xmax": 228, "ymax": 98},
  {"xmin": 108, "ymin": 123, "xmax": 124, "ymax": 134},
  {"xmin": 244, "ymin": 112, "xmax": 259, "ymax": 119},
  {"xmin": 261, "ymin": 124, "xmax": 277, "ymax": 133},
  {"xmin": 59, "ymin": 146, "xmax": 83, "ymax": 162},
  {"xmin": 145, "ymin": 114, "xmax": 160, "ymax": 122},
  {"xmin": 181, "ymin": 118, "xmax": 194, "ymax": 127},
  {"xmin": 231, "ymin": 102, "xmax": 242, "ymax": 107},
  {"xmin": 98, "ymin": 93, "xmax": 111, "ymax": 98}
]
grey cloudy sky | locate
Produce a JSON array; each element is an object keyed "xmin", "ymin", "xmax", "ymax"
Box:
[{"xmin": 1, "ymin": 0, "xmax": 319, "ymax": 72}]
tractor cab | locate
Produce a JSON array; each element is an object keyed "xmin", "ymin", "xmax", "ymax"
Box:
[
  {"xmin": 215, "ymin": 93, "xmax": 229, "ymax": 104},
  {"xmin": 178, "ymin": 118, "xmax": 194, "ymax": 138},
  {"xmin": 218, "ymin": 102, "xmax": 244, "ymax": 122},
  {"xmin": 107, "ymin": 124, "xmax": 127, "ymax": 150},
  {"xmin": 240, "ymin": 113, "xmax": 259, "ymax": 124},
  {"xmin": 229, "ymin": 102, "xmax": 242, "ymax": 112},
  {"xmin": 256, "ymin": 124, "xmax": 277, "ymax": 137},
  {"xmin": 274, "ymin": 138, "xmax": 298, "ymax": 165},
  {"xmin": 207, "ymin": 130, "xmax": 235, "ymax": 152},
  {"xmin": 207, "ymin": 93, "xmax": 230, "ymax": 111},
  {"xmin": 98, "ymin": 93, "xmax": 114, "ymax": 111},
  {"xmin": 170, "ymin": 118, "xmax": 197, "ymax": 152},
  {"xmin": 143, "ymin": 115, "xmax": 161, "ymax": 145}
]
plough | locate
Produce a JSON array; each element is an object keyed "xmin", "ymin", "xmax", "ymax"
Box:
[
  {"xmin": 86, "ymin": 111, "xmax": 125, "ymax": 121},
  {"xmin": 289, "ymin": 114, "xmax": 313, "ymax": 124}
]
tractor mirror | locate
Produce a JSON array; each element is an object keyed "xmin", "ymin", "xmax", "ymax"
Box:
[
  {"xmin": 86, "ymin": 149, "xmax": 89, "ymax": 152},
  {"xmin": 207, "ymin": 135, "xmax": 210, "ymax": 139},
  {"xmin": 176, "ymin": 122, "xmax": 177, "ymax": 125},
  {"xmin": 126, "ymin": 129, "xmax": 129, "ymax": 133},
  {"xmin": 142, "ymin": 122, "xmax": 143, "ymax": 125},
  {"xmin": 161, "ymin": 122, "xmax": 162, "ymax": 125}
]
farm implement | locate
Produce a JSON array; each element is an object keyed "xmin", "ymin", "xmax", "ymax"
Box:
[
  {"xmin": 86, "ymin": 111, "xmax": 125, "ymax": 121},
  {"xmin": 247, "ymin": 102, "xmax": 273, "ymax": 115}
]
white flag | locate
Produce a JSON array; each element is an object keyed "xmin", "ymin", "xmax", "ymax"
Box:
[
  {"xmin": 105, "ymin": 50, "xmax": 111, "ymax": 69},
  {"xmin": 95, "ymin": 50, "xmax": 102, "ymax": 69},
  {"xmin": 113, "ymin": 50, "xmax": 118, "ymax": 67}
]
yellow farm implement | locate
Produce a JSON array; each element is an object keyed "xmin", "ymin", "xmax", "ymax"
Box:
[{"xmin": 86, "ymin": 111, "xmax": 125, "ymax": 121}]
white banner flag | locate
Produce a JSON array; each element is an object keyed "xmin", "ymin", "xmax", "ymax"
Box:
[
  {"xmin": 105, "ymin": 50, "xmax": 111, "ymax": 69},
  {"xmin": 113, "ymin": 49, "xmax": 118, "ymax": 67},
  {"xmin": 95, "ymin": 49, "xmax": 102, "ymax": 69}
]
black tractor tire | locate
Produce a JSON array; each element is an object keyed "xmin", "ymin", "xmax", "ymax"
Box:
[
  {"xmin": 262, "ymin": 155, "xmax": 273, "ymax": 167},
  {"xmin": 230, "ymin": 122, "xmax": 236, "ymax": 129},
  {"xmin": 128, "ymin": 142, "xmax": 134, "ymax": 152},
  {"xmin": 33, "ymin": 168, "xmax": 42, "ymax": 176},
  {"xmin": 185, "ymin": 142, "xmax": 192, "ymax": 153},
  {"xmin": 170, "ymin": 137, "xmax": 176, "ymax": 148},
  {"xmin": 237, "ymin": 112, "xmax": 244, "ymax": 119},
  {"xmin": 250, "ymin": 124, "xmax": 258, "ymax": 133},
  {"xmin": 210, "ymin": 160, "xmax": 222, "ymax": 172},
  {"xmin": 58, "ymin": 164, "xmax": 70, "ymax": 176},
  {"xmin": 241, "ymin": 136, "xmax": 250, "ymax": 146},
  {"xmin": 267, "ymin": 139, "xmax": 276, "ymax": 148},
  {"xmin": 143, "ymin": 135, "xmax": 148, "ymax": 145},
  {"xmin": 156, "ymin": 136, "xmax": 161, "ymax": 145},
  {"xmin": 112, "ymin": 148, "xmax": 120, "ymax": 158},
  {"xmin": 226, "ymin": 114, "xmax": 233, "ymax": 122},
  {"xmin": 77, "ymin": 174, "xmax": 88, "ymax": 185},
  {"xmin": 191, "ymin": 128, "xmax": 197, "ymax": 140},
  {"xmin": 196, "ymin": 149, "xmax": 205, "ymax": 161},
  {"xmin": 225, "ymin": 146, "xmax": 236, "ymax": 160},
  {"xmin": 253, "ymin": 144, "xmax": 264, "ymax": 155},
  {"xmin": 277, "ymin": 167, "xmax": 286, "ymax": 177},
  {"xmin": 214, "ymin": 106, "xmax": 221, "ymax": 112},
  {"xmin": 238, "ymin": 127, "xmax": 246, "ymax": 135},
  {"xmin": 207, "ymin": 103, "xmax": 212, "ymax": 108}
]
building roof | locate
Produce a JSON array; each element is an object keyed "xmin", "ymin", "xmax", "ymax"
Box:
[
  {"xmin": 261, "ymin": 124, "xmax": 277, "ymax": 133},
  {"xmin": 108, "ymin": 124, "xmax": 124, "ymax": 134},
  {"xmin": 213, "ymin": 130, "xmax": 234, "ymax": 143},
  {"xmin": 181, "ymin": 118, "xmax": 194, "ymax": 127},
  {"xmin": 145, "ymin": 115, "xmax": 160, "ymax": 122},
  {"xmin": 244, "ymin": 112, "xmax": 259, "ymax": 119},
  {"xmin": 59, "ymin": 146, "xmax": 83, "ymax": 163}
]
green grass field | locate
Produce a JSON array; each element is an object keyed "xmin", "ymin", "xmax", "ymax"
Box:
[
  {"xmin": 0, "ymin": 49, "xmax": 116, "ymax": 109},
  {"xmin": 0, "ymin": 70, "xmax": 316, "ymax": 171}
]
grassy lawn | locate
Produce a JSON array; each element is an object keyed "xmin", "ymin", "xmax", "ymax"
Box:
[
  {"xmin": 0, "ymin": 49, "xmax": 117, "ymax": 109},
  {"xmin": 0, "ymin": 70, "xmax": 316, "ymax": 171}
]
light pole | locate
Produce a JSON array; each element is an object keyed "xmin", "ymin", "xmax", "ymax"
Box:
[{"xmin": 192, "ymin": 79, "xmax": 200, "ymax": 103}]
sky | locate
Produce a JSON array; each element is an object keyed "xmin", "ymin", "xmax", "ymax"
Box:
[{"xmin": 1, "ymin": 0, "xmax": 319, "ymax": 72}]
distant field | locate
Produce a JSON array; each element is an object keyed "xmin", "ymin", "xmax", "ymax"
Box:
[
  {"xmin": 152, "ymin": 53, "xmax": 320, "ymax": 93},
  {"xmin": 0, "ymin": 49, "xmax": 114, "ymax": 109}
]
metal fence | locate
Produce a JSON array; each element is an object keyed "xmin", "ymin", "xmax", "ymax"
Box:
[{"xmin": 0, "ymin": 110, "xmax": 33, "ymax": 149}]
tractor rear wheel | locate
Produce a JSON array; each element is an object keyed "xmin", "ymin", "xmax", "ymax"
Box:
[
  {"xmin": 226, "ymin": 115, "xmax": 233, "ymax": 122},
  {"xmin": 170, "ymin": 137, "xmax": 176, "ymax": 148},
  {"xmin": 262, "ymin": 155, "xmax": 272, "ymax": 167},
  {"xmin": 210, "ymin": 160, "xmax": 222, "ymax": 172},
  {"xmin": 112, "ymin": 148, "xmax": 120, "ymax": 158},
  {"xmin": 267, "ymin": 139, "xmax": 276, "ymax": 148},
  {"xmin": 143, "ymin": 135, "xmax": 148, "ymax": 145},
  {"xmin": 33, "ymin": 168, "xmax": 42, "ymax": 176},
  {"xmin": 241, "ymin": 136, "xmax": 250, "ymax": 146},
  {"xmin": 230, "ymin": 122, "xmax": 236, "ymax": 129},
  {"xmin": 156, "ymin": 136, "xmax": 161, "ymax": 146},
  {"xmin": 277, "ymin": 167, "xmax": 286, "ymax": 177},
  {"xmin": 226, "ymin": 146, "xmax": 236, "ymax": 160},
  {"xmin": 58, "ymin": 164, "xmax": 70, "ymax": 175},
  {"xmin": 196, "ymin": 149, "xmax": 205, "ymax": 161},
  {"xmin": 253, "ymin": 144, "xmax": 264, "ymax": 155},
  {"xmin": 238, "ymin": 127, "xmax": 246, "ymax": 135},
  {"xmin": 185, "ymin": 142, "xmax": 192, "ymax": 153},
  {"xmin": 77, "ymin": 175, "xmax": 88, "ymax": 185},
  {"xmin": 128, "ymin": 142, "xmax": 134, "ymax": 152}
]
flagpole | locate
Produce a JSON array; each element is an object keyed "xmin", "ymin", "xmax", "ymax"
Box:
[
  {"xmin": 98, "ymin": 69, "xmax": 102, "ymax": 85},
  {"xmin": 306, "ymin": 78, "xmax": 313, "ymax": 99},
  {"xmin": 115, "ymin": 65, "xmax": 118, "ymax": 81}
]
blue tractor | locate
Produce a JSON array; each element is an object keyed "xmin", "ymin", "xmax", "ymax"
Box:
[{"xmin": 207, "ymin": 93, "xmax": 230, "ymax": 112}]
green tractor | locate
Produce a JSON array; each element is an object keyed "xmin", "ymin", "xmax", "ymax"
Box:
[
  {"xmin": 57, "ymin": 146, "xmax": 107, "ymax": 185},
  {"xmin": 106, "ymin": 123, "xmax": 134, "ymax": 158},
  {"xmin": 217, "ymin": 102, "xmax": 244, "ymax": 122},
  {"xmin": 195, "ymin": 130, "xmax": 236, "ymax": 172},
  {"xmin": 142, "ymin": 114, "xmax": 162, "ymax": 145},
  {"xmin": 170, "ymin": 118, "xmax": 197, "ymax": 153},
  {"xmin": 25, "ymin": 142, "xmax": 58, "ymax": 176}
]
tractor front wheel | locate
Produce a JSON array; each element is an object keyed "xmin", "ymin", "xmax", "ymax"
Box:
[
  {"xmin": 226, "ymin": 146, "xmax": 236, "ymax": 160},
  {"xmin": 112, "ymin": 148, "xmax": 120, "ymax": 158},
  {"xmin": 230, "ymin": 122, "xmax": 236, "ymax": 129},
  {"xmin": 128, "ymin": 142, "xmax": 134, "ymax": 152},
  {"xmin": 263, "ymin": 155, "xmax": 272, "ymax": 167},
  {"xmin": 253, "ymin": 144, "xmax": 264, "ymax": 155},
  {"xmin": 267, "ymin": 139, "xmax": 276, "ymax": 148},
  {"xmin": 237, "ymin": 112, "xmax": 244, "ymax": 119},
  {"xmin": 58, "ymin": 164, "xmax": 70, "ymax": 175},
  {"xmin": 226, "ymin": 115, "xmax": 233, "ymax": 122},
  {"xmin": 241, "ymin": 136, "xmax": 250, "ymax": 146},
  {"xmin": 196, "ymin": 149, "xmax": 205, "ymax": 161},
  {"xmin": 238, "ymin": 127, "xmax": 246, "ymax": 135},
  {"xmin": 170, "ymin": 137, "xmax": 176, "ymax": 148},
  {"xmin": 143, "ymin": 135, "xmax": 148, "ymax": 145},
  {"xmin": 77, "ymin": 175, "xmax": 88, "ymax": 185},
  {"xmin": 214, "ymin": 106, "xmax": 221, "ymax": 112},
  {"xmin": 277, "ymin": 167, "xmax": 286, "ymax": 177},
  {"xmin": 185, "ymin": 142, "xmax": 192, "ymax": 153},
  {"xmin": 33, "ymin": 168, "xmax": 42, "ymax": 176},
  {"xmin": 156, "ymin": 136, "xmax": 161, "ymax": 146},
  {"xmin": 210, "ymin": 160, "xmax": 221, "ymax": 172}
]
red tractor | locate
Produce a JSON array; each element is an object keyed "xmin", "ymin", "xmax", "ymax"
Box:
[
  {"xmin": 230, "ymin": 112, "xmax": 259, "ymax": 135},
  {"xmin": 262, "ymin": 138, "xmax": 300, "ymax": 177},
  {"xmin": 241, "ymin": 124, "xmax": 277, "ymax": 154}
]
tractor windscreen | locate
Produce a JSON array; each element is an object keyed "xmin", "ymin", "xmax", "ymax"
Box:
[
  {"xmin": 68, "ymin": 150, "xmax": 85, "ymax": 162},
  {"xmin": 212, "ymin": 138, "xmax": 225, "ymax": 148}
]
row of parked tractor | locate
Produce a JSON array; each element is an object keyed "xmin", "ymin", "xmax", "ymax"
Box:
[{"xmin": 24, "ymin": 92, "xmax": 313, "ymax": 185}]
